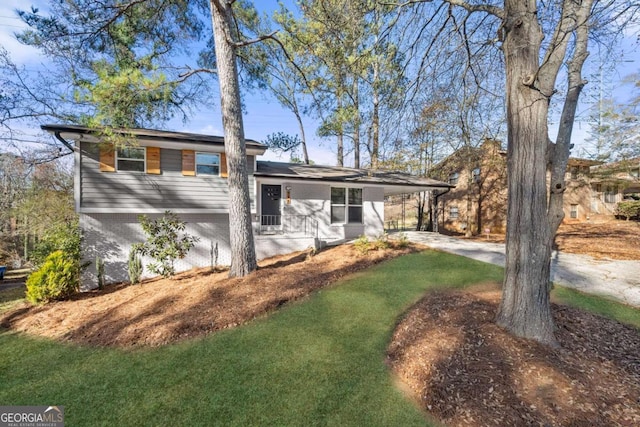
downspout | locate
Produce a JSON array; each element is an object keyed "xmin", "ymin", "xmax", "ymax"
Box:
[
  {"xmin": 54, "ymin": 131, "xmax": 81, "ymax": 214},
  {"xmin": 54, "ymin": 132, "xmax": 75, "ymax": 153},
  {"xmin": 433, "ymin": 187, "xmax": 452, "ymax": 234}
]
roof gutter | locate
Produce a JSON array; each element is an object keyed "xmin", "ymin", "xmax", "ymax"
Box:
[
  {"xmin": 434, "ymin": 186, "xmax": 451, "ymax": 201},
  {"xmin": 53, "ymin": 131, "xmax": 75, "ymax": 153}
]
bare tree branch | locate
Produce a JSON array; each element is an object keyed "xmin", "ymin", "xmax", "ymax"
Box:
[
  {"xmin": 442, "ymin": 0, "xmax": 504, "ymax": 19},
  {"xmin": 232, "ymin": 30, "xmax": 278, "ymax": 48}
]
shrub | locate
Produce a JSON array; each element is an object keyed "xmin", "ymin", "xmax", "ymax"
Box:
[
  {"xmin": 29, "ymin": 220, "xmax": 82, "ymax": 268},
  {"xmin": 132, "ymin": 211, "xmax": 199, "ymax": 278},
  {"xmin": 96, "ymin": 256, "xmax": 105, "ymax": 290},
  {"xmin": 354, "ymin": 234, "xmax": 392, "ymax": 254},
  {"xmin": 26, "ymin": 250, "xmax": 79, "ymax": 304},
  {"xmin": 372, "ymin": 233, "xmax": 390, "ymax": 250},
  {"xmin": 395, "ymin": 233, "xmax": 410, "ymax": 248},
  {"xmin": 127, "ymin": 248, "xmax": 143, "ymax": 284},
  {"xmin": 615, "ymin": 201, "xmax": 640, "ymax": 220},
  {"xmin": 353, "ymin": 235, "xmax": 372, "ymax": 254}
]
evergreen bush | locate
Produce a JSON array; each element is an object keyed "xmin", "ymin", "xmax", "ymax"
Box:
[
  {"xmin": 26, "ymin": 250, "xmax": 79, "ymax": 304},
  {"xmin": 615, "ymin": 201, "xmax": 640, "ymax": 220},
  {"xmin": 127, "ymin": 248, "xmax": 143, "ymax": 284},
  {"xmin": 132, "ymin": 211, "xmax": 199, "ymax": 278}
]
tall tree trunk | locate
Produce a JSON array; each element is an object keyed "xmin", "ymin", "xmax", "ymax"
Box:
[
  {"xmin": 336, "ymin": 96, "xmax": 344, "ymax": 167},
  {"xmin": 465, "ymin": 172, "xmax": 473, "ymax": 237},
  {"xmin": 547, "ymin": 4, "xmax": 591, "ymax": 237},
  {"xmin": 209, "ymin": 0, "xmax": 257, "ymax": 277},
  {"xmin": 496, "ymin": 0, "xmax": 555, "ymax": 345},
  {"xmin": 294, "ymin": 110, "xmax": 310, "ymax": 164},
  {"xmin": 371, "ymin": 66, "xmax": 380, "ymax": 169},
  {"xmin": 476, "ymin": 193, "xmax": 483, "ymax": 235},
  {"xmin": 352, "ymin": 78, "xmax": 360, "ymax": 169}
]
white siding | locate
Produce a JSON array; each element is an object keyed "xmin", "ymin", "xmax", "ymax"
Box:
[
  {"xmin": 363, "ymin": 186, "xmax": 385, "ymax": 237},
  {"xmin": 255, "ymin": 236, "xmax": 319, "ymax": 260},
  {"xmin": 258, "ymin": 180, "xmax": 385, "ymax": 243}
]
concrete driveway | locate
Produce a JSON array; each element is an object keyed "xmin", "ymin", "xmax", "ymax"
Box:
[{"xmin": 399, "ymin": 231, "xmax": 640, "ymax": 308}]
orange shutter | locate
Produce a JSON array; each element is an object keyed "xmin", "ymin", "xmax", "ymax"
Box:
[
  {"xmin": 220, "ymin": 153, "xmax": 228, "ymax": 178},
  {"xmin": 99, "ymin": 144, "xmax": 116, "ymax": 172},
  {"xmin": 146, "ymin": 147, "xmax": 161, "ymax": 174},
  {"xmin": 182, "ymin": 150, "xmax": 195, "ymax": 176}
]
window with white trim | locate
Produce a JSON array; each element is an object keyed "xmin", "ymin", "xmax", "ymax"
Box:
[
  {"xmin": 448, "ymin": 172, "xmax": 459, "ymax": 185},
  {"xmin": 570, "ymin": 204, "xmax": 578, "ymax": 219},
  {"xmin": 196, "ymin": 153, "xmax": 220, "ymax": 176},
  {"xmin": 604, "ymin": 186, "xmax": 616, "ymax": 203},
  {"xmin": 117, "ymin": 146, "xmax": 145, "ymax": 172},
  {"xmin": 449, "ymin": 206, "xmax": 459, "ymax": 219},
  {"xmin": 472, "ymin": 167, "xmax": 481, "ymax": 183},
  {"xmin": 331, "ymin": 187, "xmax": 363, "ymax": 224}
]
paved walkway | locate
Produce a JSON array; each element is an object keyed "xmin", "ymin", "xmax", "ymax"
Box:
[{"xmin": 399, "ymin": 231, "xmax": 640, "ymax": 308}]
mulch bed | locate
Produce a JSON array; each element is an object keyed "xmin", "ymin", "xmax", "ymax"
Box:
[
  {"xmin": 386, "ymin": 286, "xmax": 640, "ymax": 426},
  {"xmin": 0, "ymin": 243, "xmax": 418, "ymax": 348},
  {"xmin": 464, "ymin": 220, "xmax": 640, "ymax": 260},
  {"xmin": 2, "ymin": 242, "xmax": 639, "ymax": 425}
]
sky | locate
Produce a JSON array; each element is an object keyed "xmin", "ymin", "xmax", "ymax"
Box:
[
  {"xmin": 0, "ymin": 0, "xmax": 338, "ymax": 165},
  {"xmin": 0, "ymin": 1, "xmax": 638, "ymax": 166}
]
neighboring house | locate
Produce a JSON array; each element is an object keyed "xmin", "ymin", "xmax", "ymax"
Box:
[
  {"xmin": 587, "ymin": 157, "xmax": 640, "ymax": 217},
  {"xmin": 42, "ymin": 124, "xmax": 451, "ymax": 288},
  {"xmin": 432, "ymin": 139, "xmax": 508, "ymax": 235},
  {"xmin": 432, "ymin": 140, "xmax": 634, "ymax": 234},
  {"xmin": 562, "ymin": 158, "xmax": 604, "ymax": 221}
]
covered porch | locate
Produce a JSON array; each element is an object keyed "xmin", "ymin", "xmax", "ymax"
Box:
[{"xmin": 252, "ymin": 161, "xmax": 453, "ymax": 253}]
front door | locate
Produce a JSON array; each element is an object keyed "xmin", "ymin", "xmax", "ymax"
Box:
[{"xmin": 261, "ymin": 184, "xmax": 282, "ymax": 226}]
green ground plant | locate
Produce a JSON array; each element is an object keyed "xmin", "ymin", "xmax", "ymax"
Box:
[
  {"xmin": 25, "ymin": 250, "xmax": 79, "ymax": 303},
  {"xmin": 615, "ymin": 200, "xmax": 640, "ymax": 220},
  {"xmin": 395, "ymin": 233, "xmax": 410, "ymax": 248},
  {"xmin": 127, "ymin": 248, "xmax": 143, "ymax": 285},
  {"xmin": 353, "ymin": 235, "xmax": 372, "ymax": 254},
  {"xmin": 96, "ymin": 256, "xmax": 105, "ymax": 290},
  {"xmin": 1, "ymin": 251, "xmax": 637, "ymax": 426},
  {"xmin": 353, "ymin": 233, "xmax": 391, "ymax": 254},
  {"xmin": 29, "ymin": 221, "xmax": 82, "ymax": 268},
  {"xmin": 132, "ymin": 211, "xmax": 199, "ymax": 278}
]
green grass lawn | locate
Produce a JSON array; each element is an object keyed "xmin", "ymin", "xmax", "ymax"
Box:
[
  {"xmin": 0, "ymin": 250, "xmax": 637, "ymax": 426},
  {"xmin": 551, "ymin": 285, "xmax": 640, "ymax": 329}
]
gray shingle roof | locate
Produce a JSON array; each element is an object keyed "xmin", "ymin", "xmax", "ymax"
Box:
[
  {"xmin": 41, "ymin": 124, "xmax": 267, "ymax": 150},
  {"xmin": 256, "ymin": 161, "xmax": 452, "ymax": 192}
]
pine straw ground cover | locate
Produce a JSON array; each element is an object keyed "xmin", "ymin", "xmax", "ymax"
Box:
[
  {"xmin": 468, "ymin": 220, "xmax": 640, "ymax": 260},
  {"xmin": 387, "ymin": 285, "xmax": 640, "ymax": 427},
  {"xmin": 553, "ymin": 221, "xmax": 640, "ymax": 260},
  {"xmin": 0, "ymin": 242, "xmax": 418, "ymax": 348},
  {"xmin": 1, "ymin": 243, "xmax": 639, "ymax": 426}
]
